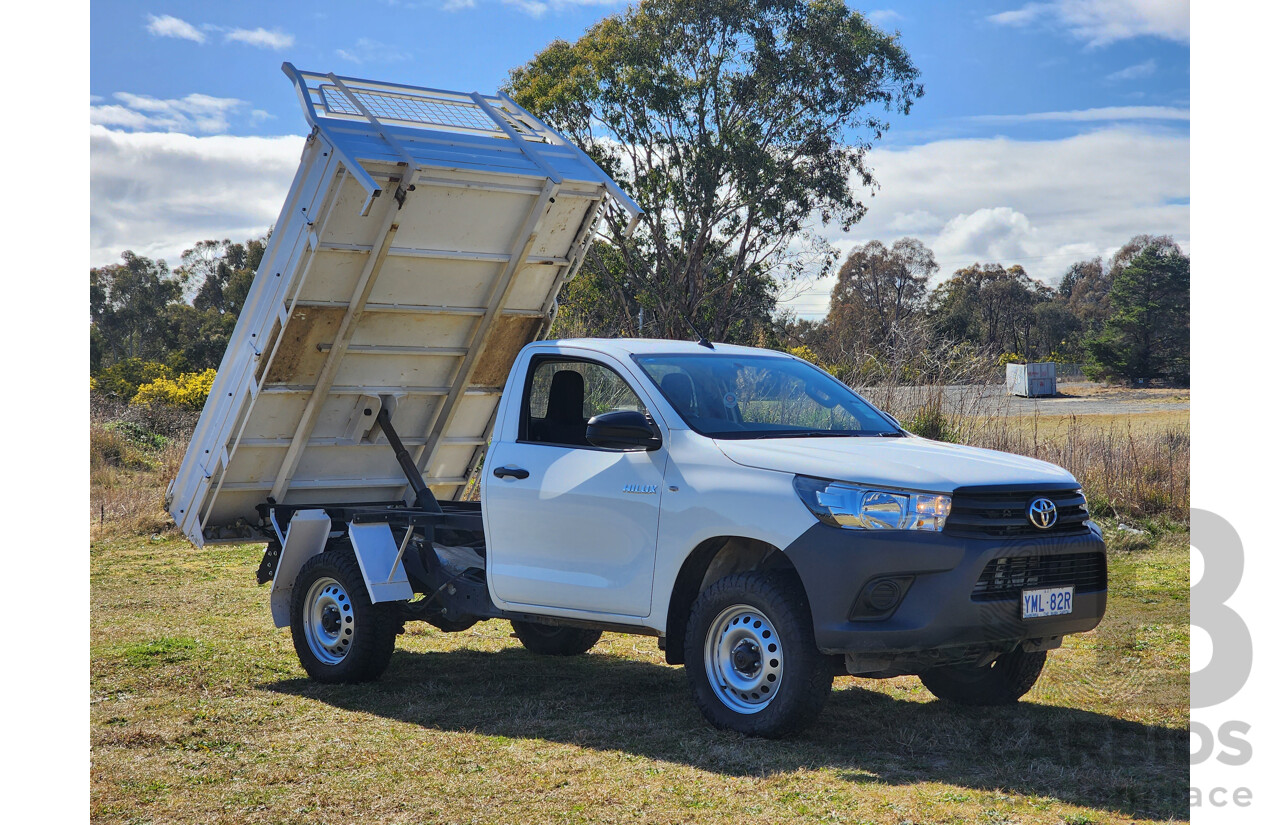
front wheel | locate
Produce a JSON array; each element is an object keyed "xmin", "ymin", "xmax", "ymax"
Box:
[
  {"xmin": 510, "ymin": 621, "xmax": 602, "ymax": 656},
  {"xmin": 684, "ymin": 572, "xmax": 832, "ymax": 737},
  {"xmin": 919, "ymin": 648, "xmax": 1047, "ymax": 705},
  {"xmin": 290, "ymin": 548, "xmax": 398, "ymax": 683}
]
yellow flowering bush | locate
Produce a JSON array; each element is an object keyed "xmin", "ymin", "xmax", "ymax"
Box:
[
  {"xmin": 786, "ymin": 345, "xmax": 822, "ymax": 365},
  {"xmin": 132, "ymin": 369, "xmax": 217, "ymax": 411}
]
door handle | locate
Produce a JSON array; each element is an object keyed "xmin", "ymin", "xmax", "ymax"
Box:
[{"xmin": 492, "ymin": 466, "xmax": 530, "ymax": 480}]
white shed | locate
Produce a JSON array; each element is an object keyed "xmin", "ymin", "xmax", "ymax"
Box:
[{"xmin": 1006, "ymin": 362, "xmax": 1057, "ymax": 397}]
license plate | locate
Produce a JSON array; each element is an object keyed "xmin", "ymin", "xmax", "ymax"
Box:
[{"xmin": 1022, "ymin": 586, "xmax": 1074, "ymax": 619}]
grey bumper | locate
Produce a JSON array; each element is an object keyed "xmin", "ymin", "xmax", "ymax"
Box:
[{"xmin": 783, "ymin": 521, "xmax": 1107, "ymax": 655}]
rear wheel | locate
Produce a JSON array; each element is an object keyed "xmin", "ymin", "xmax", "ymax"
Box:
[
  {"xmin": 684, "ymin": 572, "xmax": 832, "ymax": 737},
  {"xmin": 510, "ymin": 621, "xmax": 602, "ymax": 656},
  {"xmin": 290, "ymin": 548, "xmax": 398, "ymax": 683},
  {"xmin": 919, "ymin": 648, "xmax": 1047, "ymax": 705}
]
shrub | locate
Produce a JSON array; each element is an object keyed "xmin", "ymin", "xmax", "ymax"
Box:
[
  {"xmin": 902, "ymin": 404, "xmax": 953, "ymax": 441},
  {"xmin": 106, "ymin": 420, "xmax": 170, "ymax": 451},
  {"xmin": 90, "ymin": 423, "xmax": 157, "ymax": 472},
  {"xmin": 132, "ymin": 369, "xmax": 216, "ymax": 411},
  {"xmin": 91, "ymin": 359, "xmax": 173, "ymax": 403}
]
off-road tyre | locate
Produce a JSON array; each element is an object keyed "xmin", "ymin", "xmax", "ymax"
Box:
[
  {"xmin": 919, "ymin": 648, "xmax": 1047, "ymax": 705},
  {"xmin": 510, "ymin": 621, "xmax": 602, "ymax": 656},
  {"xmin": 290, "ymin": 547, "xmax": 399, "ymax": 683},
  {"xmin": 684, "ymin": 571, "xmax": 832, "ymax": 737}
]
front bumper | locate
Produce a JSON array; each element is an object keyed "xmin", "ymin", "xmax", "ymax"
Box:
[{"xmin": 783, "ymin": 521, "xmax": 1107, "ymax": 656}]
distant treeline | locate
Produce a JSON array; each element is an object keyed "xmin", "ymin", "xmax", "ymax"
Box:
[
  {"xmin": 90, "ymin": 237, "xmax": 265, "ymax": 404},
  {"xmin": 556, "ymin": 232, "xmax": 1190, "ymax": 386},
  {"xmin": 88, "ymin": 230, "xmax": 1188, "ymax": 405}
]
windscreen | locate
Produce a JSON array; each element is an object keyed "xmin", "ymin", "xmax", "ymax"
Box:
[{"xmin": 634, "ymin": 353, "xmax": 901, "ymax": 439}]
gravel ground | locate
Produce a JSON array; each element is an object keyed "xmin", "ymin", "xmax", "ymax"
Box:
[{"xmin": 875, "ymin": 382, "xmax": 1190, "ymax": 416}]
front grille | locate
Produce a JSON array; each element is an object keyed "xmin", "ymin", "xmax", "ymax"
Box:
[
  {"xmin": 945, "ymin": 487, "xmax": 1091, "ymax": 538},
  {"xmin": 971, "ymin": 551, "xmax": 1108, "ymax": 601}
]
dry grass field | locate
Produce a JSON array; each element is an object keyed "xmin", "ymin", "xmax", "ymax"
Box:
[{"xmin": 90, "ymin": 391, "xmax": 1190, "ymax": 825}]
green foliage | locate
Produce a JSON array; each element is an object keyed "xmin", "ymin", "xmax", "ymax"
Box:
[
  {"xmin": 901, "ymin": 404, "xmax": 953, "ymax": 441},
  {"xmin": 508, "ymin": 0, "xmax": 922, "ymax": 343},
  {"xmin": 90, "ymin": 252, "xmax": 186, "ymax": 365},
  {"xmin": 106, "ymin": 421, "xmax": 170, "ymax": 452},
  {"xmin": 791, "ymin": 233, "xmax": 1188, "ymax": 386},
  {"xmin": 91, "ymin": 236, "xmax": 266, "ymax": 409},
  {"xmin": 827, "ymin": 238, "xmax": 936, "ymax": 353},
  {"xmin": 1085, "ymin": 243, "xmax": 1190, "ymax": 385},
  {"xmin": 929, "ymin": 263, "xmax": 1052, "ymax": 356},
  {"xmin": 91, "ymin": 359, "xmax": 173, "ymax": 402}
]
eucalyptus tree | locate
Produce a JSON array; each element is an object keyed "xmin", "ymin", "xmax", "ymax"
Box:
[
  {"xmin": 826, "ymin": 238, "xmax": 937, "ymax": 353},
  {"xmin": 507, "ymin": 0, "xmax": 922, "ymax": 342}
]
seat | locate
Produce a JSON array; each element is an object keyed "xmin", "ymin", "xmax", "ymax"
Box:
[
  {"xmin": 661, "ymin": 372, "xmax": 697, "ymax": 420},
  {"xmin": 533, "ymin": 369, "xmax": 587, "ymax": 445}
]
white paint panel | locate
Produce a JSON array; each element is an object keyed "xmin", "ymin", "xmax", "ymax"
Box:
[
  {"xmin": 270, "ymin": 510, "xmax": 333, "ymax": 627},
  {"xmin": 348, "ymin": 523, "xmax": 414, "ymax": 603}
]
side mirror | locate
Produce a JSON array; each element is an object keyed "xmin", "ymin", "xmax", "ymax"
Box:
[{"xmin": 586, "ymin": 410, "xmax": 662, "ymax": 451}]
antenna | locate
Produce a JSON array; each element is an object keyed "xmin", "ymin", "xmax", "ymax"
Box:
[{"xmin": 679, "ymin": 312, "xmax": 714, "ymax": 349}]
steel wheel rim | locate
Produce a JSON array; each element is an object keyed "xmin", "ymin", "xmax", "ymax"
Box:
[
  {"xmin": 303, "ymin": 577, "xmax": 354, "ymax": 665},
  {"xmin": 704, "ymin": 604, "xmax": 783, "ymax": 714}
]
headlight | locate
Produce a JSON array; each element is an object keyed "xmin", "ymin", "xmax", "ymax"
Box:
[{"xmin": 793, "ymin": 476, "xmax": 951, "ymax": 532}]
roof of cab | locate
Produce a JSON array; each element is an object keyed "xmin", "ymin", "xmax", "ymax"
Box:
[{"xmin": 531, "ymin": 338, "xmax": 795, "ymax": 359}]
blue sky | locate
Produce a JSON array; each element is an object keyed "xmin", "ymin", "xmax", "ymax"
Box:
[{"xmin": 90, "ymin": 0, "xmax": 1190, "ymax": 317}]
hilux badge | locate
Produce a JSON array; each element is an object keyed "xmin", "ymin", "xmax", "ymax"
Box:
[
  {"xmin": 622, "ymin": 484, "xmax": 658, "ymax": 495},
  {"xmin": 1027, "ymin": 498, "xmax": 1058, "ymax": 529}
]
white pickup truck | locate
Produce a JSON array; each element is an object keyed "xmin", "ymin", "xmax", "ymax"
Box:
[{"xmin": 170, "ymin": 66, "xmax": 1106, "ymax": 737}]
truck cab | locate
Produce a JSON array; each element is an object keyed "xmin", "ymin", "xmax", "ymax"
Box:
[
  {"xmin": 168, "ymin": 67, "xmax": 1105, "ymax": 738},
  {"xmin": 475, "ymin": 338, "xmax": 1106, "ymax": 734}
]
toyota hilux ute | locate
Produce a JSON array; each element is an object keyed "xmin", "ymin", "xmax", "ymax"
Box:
[{"xmin": 169, "ymin": 66, "xmax": 1106, "ymax": 737}]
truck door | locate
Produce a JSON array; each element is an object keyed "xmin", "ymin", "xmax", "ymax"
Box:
[{"xmin": 483, "ymin": 355, "xmax": 666, "ymax": 617}]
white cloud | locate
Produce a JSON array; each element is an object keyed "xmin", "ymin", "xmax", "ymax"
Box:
[
  {"xmin": 442, "ymin": 0, "xmax": 477, "ymax": 9},
  {"xmin": 864, "ymin": 9, "xmax": 904, "ymax": 27},
  {"xmin": 886, "ymin": 209, "xmax": 943, "ymax": 234},
  {"xmin": 783, "ymin": 127, "xmax": 1189, "ymax": 318},
  {"xmin": 145, "ymin": 14, "xmax": 206, "ymax": 43},
  {"xmin": 503, "ymin": 0, "xmax": 549, "ymax": 15},
  {"xmin": 972, "ymin": 105, "xmax": 1188, "ymax": 123},
  {"xmin": 90, "ymin": 126, "xmax": 305, "ymax": 268},
  {"xmin": 88, "ymin": 105, "xmax": 151, "ymax": 130},
  {"xmin": 496, "ymin": 0, "xmax": 626, "ymax": 16},
  {"xmin": 1106, "ymin": 58, "xmax": 1157, "ymax": 82},
  {"xmin": 226, "ymin": 27, "xmax": 295, "ymax": 50},
  {"xmin": 89, "ymin": 92, "xmax": 247, "ymax": 133},
  {"xmin": 335, "ymin": 38, "xmax": 411, "ymax": 64},
  {"xmin": 934, "ymin": 207, "xmax": 1038, "ymax": 264},
  {"xmin": 989, "ymin": 0, "xmax": 1189, "ymax": 47}
]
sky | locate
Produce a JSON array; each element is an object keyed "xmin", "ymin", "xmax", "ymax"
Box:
[{"xmin": 89, "ymin": 0, "xmax": 1190, "ymax": 319}]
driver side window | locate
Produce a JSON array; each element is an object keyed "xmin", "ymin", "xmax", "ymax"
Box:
[{"xmin": 522, "ymin": 358, "xmax": 647, "ymax": 447}]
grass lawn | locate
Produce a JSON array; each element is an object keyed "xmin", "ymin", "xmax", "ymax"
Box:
[
  {"xmin": 90, "ymin": 518, "xmax": 1188, "ymax": 824},
  {"xmin": 1004, "ymin": 410, "xmax": 1190, "ymax": 440}
]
